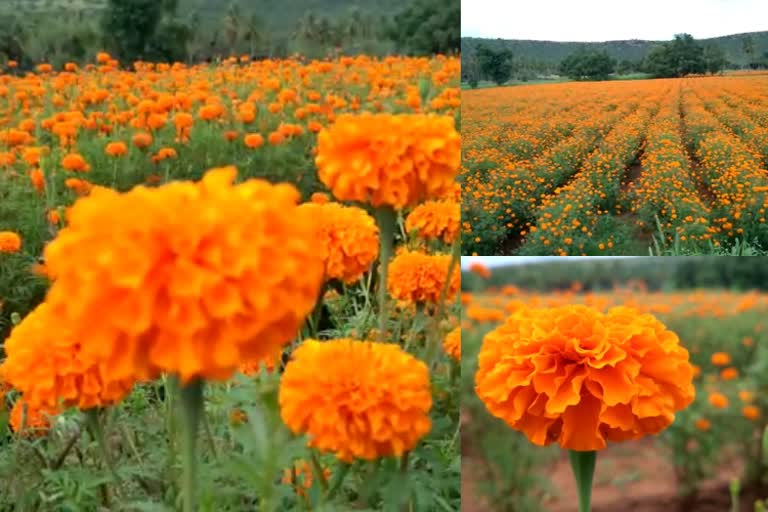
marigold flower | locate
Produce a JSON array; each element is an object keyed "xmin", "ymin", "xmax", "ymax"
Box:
[
  {"xmin": 405, "ymin": 199, "xmax": 459, "ymax": 243},
  {"xmin": 720, "ymin": 367, "xmax": 738, "ymax": 381},
  {"xmin": 0, "ymin": 231, "xmax": 22, "ymax": 253},
  {"xmin": 105, "ymin": 141, "xmax": 128, "ymax": 157},
  {"xmin": 310, "ymin": 192, "xmax": 330, "ymax": 204},
  {"xmin": 132, "ymin": 131, "xmax": 153, "ymax": 148},
  {"xmin": 708, "ymin": 392, "xmax": 729, "ymax": 409},
  {"xmin": 1, "ymin": 302, "xmax": 135, "ymax": 409},
  {"xmin": 469, "ymin": 262, "xmax": 491, "ymax": 279},
  {"xmin": 64, "ymin": 178, "xmax": 93, "ymax": 196},
  {"xmin": 743, "ymin": 405, "xmax": 760, "ymax": 421},
  {"xmin": 243, "ymin": 133, "xmax": 264, "ymax": 149},
  {"xmin": 279, "ymin": 339, "xmax": 432, "ymax": 462},
  {"xmin": 443, "ymin": 326, "xmax": 461, "ymax": 361},
  {"xmin": 9, "ymin": 398, "xmax": 58, "ymax": 436},
  {"xmin": 29, "ymin": 168, "xmax": 45, "ymax": 194},
  {"xmin": 62, "ymin": 153, "xmax": 90, "ymax": 172},
  {"xmin": 739, "ymin": 390, "xmax": 754, "ymax": 403},
  {"xmin": 387, "ymin": 249, "xmax": 459, "ymax": 305},
  {"xmin": 282, "ymin": 460, "xmax": 330, "ymax": 497},
  {"xmin": 475, "ymin": 305, "xmax": 695, "ymax": 451},
  {"xmin": 711, "ymin": 352, "xmax": 731, "ymax": 366},
  {"xmin": 315, "ymin": 113, "xmax": 460, "ymax": 209},
  {"xmin": 694, "ymin": 418, "xmax": 711, "ymax": 431},
  {"xmin": 298, "ymin": 202, "xmax": 379, "ymax": 284},
  {"xmin": 43, "ymin": 167, "xmax": 325, "ymax": 384}
]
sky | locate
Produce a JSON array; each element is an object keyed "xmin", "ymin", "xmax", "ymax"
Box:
[
  {"xmin": 460, "ymin": 256, "xmax": 639, "ymax": 269},
  {"xmin": 461, "ymin": 0, "xmax": 768, "ymax": 42}
]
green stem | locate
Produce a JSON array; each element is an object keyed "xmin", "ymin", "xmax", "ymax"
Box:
[
  {"xmin": 179, "ymin": 378, "xmax": 205, "ymax": 512},
  {"xmin": 310, "ymin": 450, "xmax": 329, "ymax": 492},
  {"xmin": 425, "ymin": 239, "xmax": 460, "ymax": 368},
  {"xmin": 325, "ymin": 462, "xmax": 351, "ymax": 501},
  {"xmin": 569, "ymin": 450, "xmax": 597, "ymax": 512},
  {"xmin": 374, "ymin": 206, "xmax": 397, "ymax": 342}
]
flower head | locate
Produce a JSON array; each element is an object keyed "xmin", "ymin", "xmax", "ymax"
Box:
[
  {"xmin": 0, "ymin": 231, "xmax": 21, "ymax": 253},
  {"xmin": 475, "ymin": 305, "xmax": 694, "ymax": 451},
  {"xmin": 62, "ymin": 153, "xmax": 90, "ymax": 172},
  {"xmin": 299, "ymin": 202, "xmax": 379, "ymax": 283},
  {"xmin": 387, "ymin": 249, "xmax": 459, "ymax": 305},
  {"xmin": 443, "ymin": 326, "xmax": 461, "ymax": 361},
  {"xmin": 405, "ymin": 199, "xmax": 460, "ymax": 243},
  {"xmin": 279, "ymin": 339, "xmax": 432, "ymax": 462},
  {"xmin": 1, "ymin": 302, "xmax": 135, "ymax": 409},
  {"xmin": 43, "ymin": 167, "xmax": 325, "ymax": 384},
  {"xmin": 315, "ymin": 113, "xmax": 460, "ymax": 209}
]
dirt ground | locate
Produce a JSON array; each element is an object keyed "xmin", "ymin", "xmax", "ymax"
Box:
[{"xmin": 462, "ymin": 438, "xmax": 761, "ymax": 512}]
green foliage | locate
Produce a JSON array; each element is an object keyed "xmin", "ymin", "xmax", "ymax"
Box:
[
  {"xmin": 644, "ymin": 34, "xmax": 706, "ymax": 78},
  {"xmin": 101, "ymin": 0, "xmax": 165, "ymax": 60},
  {"xmin": 559, "ymin": 50, "xmax": 615, "ymax": 81},
  {"xmin": 388, "ymin": 0, "xmax": 459, "ymax": 55},
  {"xmin": 476, "ymin": 44, "xmax": 513, "ymax": 86}
]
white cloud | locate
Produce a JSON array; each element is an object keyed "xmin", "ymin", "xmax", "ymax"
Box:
[{"xmin": 461, "ymin": 0, "xmax": 768, "ymax": 41}]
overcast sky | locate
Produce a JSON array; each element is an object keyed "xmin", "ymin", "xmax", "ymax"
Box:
[{"xmin": 461, "ymin": 0, "xmax": 768, "ymax": 42}]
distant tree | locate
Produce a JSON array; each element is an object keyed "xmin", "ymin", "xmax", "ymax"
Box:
[
  {"xmin": 645, "ymin": 33, "xmax": 705, "ymax": 78},
  {"xmin": 388, "ymin": 0, "xmax": 459, "ymax": 55},
  {"xmin": 102, "ymin": 0, "xmax": 164, "ymax": 61},
  {"xmin": 476, "ymin": 44, "xmax": 513, "ymax": 85},
  {"xmin": 743, "ymin": 35, "xmax": 755, "ymax": 68},
  {"xmin": 616, "ymin": 58, "xmax": 640, "ymax": 75},
  {"xmin": 559, "ymin": 51, "xmax": 615, "ymax": 80},
  {"xmin": 703, "ymin": 44, "xmax": 727, "ymax": 74}
]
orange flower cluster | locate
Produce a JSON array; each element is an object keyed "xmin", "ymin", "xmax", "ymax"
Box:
[
  {"xmin": 279, "ymin": 339, "xmax": 432, "ymax": 461},
  {"xmin": 1, "ymin": 303, "xmax": 135, "ymax": 409},
  {"xmin": 298, "ymin": 201, "xmax": 379, "ymax": 283},
  {"xmin": 42, "ymin": 167, "xmax": 325, "ymax": 384},
  {"xmin": 282, "ymin": 460, "xmax": 331, "ymax": 497},
  {"xmin": 475, "ymin": 305, "xmax": 695, "ymax": 451},
  {"xmin": 405, "ymin": 199, "xmax": 460, "ymax": 243},
  {"xmin": 443, "ymin": 326, "xmax": 461, "ymax": 361},
  {"xmin": 387, "ymin": 249, "xmax": 459, "ymax": 305},
  {"xmin": 316, "ymin": 113, "xmax": 460, "ymax": 209},
  {"xmin": 0, "ymin": 231, "xmax": 21, "ymax": 253}
]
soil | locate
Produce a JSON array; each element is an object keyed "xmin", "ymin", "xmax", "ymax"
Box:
[{"xmin": 462, "ymin": 438, "xmax": 763, "ymax": 512}]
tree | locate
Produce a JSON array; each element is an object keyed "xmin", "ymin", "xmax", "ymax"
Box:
[
  {"xmin": 703, "ymin": 44, "xmax": 727, "ymax": 74},
  {"xmin": 743, "ymin": 35, "xmax": 755, "ymax": 68},
  {"xmin": 388, "ymin": 0, "xmax": 459, "ymax": 55},
  {"xmin": 476, "ymin": 44, "xmax": 513, "ymax": 85},
  {"xmin": 102, "ymin": 0, "xmax": 164, "ymax": 61},
  {"xmin": 559, "ymin": 51, "xmax": 615, "ymax": 80},
  {"xmin": 644, "ymin": 33, "xmax": 705, "ymax": 78}
]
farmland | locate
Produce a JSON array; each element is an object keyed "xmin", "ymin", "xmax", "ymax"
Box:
[
  {"xmin": 0, "ymin": 53, "xmax": 461, "ymax": 510},
  {"xmin": 462, "ymin": 257, "xmax": 768, "ymax": 511},
  {"xmin": 461, "ymin": 73, "xmax": 768, "ymax": 255}
]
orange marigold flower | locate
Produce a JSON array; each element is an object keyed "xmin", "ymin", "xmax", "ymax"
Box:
[
  {"xmin": 9, "ymin": 398, "xmax": 58, "ymax": 437},
  {"xmin": 268, "ymin": 131, "xmax": 285, "ymax": 145},
  {"xmin": 1, "ymin": 302, "xmax": 135, "ymax": 409},
  {"xmin": 708, "ymin": 392, "xmax": 729, "ymax": 409},
  {"xmin": 243, "ymin": 133, "xmax": 264, "ymax": 149},
  {"xmin": 105, "ymin": 141, "xmax": 128, "ymax": 157},
  {"xmin": 475, "ymin": 305, "xmax": 695, "ymax": 451},
  {"xmin": 469, "ymin": 261, "xmax": 491, "ymax": 279},
  {"xmin": 0, "ymin": 231, "xmax": 22, "ymax": 253},
  {"xmin": 694, "ymin": 418, "xmax": 711, "ymax": 431},
  {"xmin": 405, "ymin": 199, "xmax": 460, "ymax": 243},
  {"xmin": 62, "ymin": 153, "xmax": 90, "ymax": 172},
  {"xmin": 29, "ymin": 168, "xmax": 45, "ymax": 194},
  {"xmin": 132, "ymin": 131, "xmax": 153, "ymax": 149},
  {"xmin": 43, "ymin": 167, "xmax": 325, "ymax": 384},
  {"xmin": 711, "ymin": 352, "xmax": 731, "ymax": 366},
  {"xmin": 64, "ymin": 178, "xmax": 93, "ymax": 196},
  {"xmin": 443, "ymin": 326, "xmax": 460, "ymax": 361},
  {"xmin": 282, "ymin": 460, "xmax": 330, "ymax": 497},
  {"xmin": 310, "ymin": 192, "xmax": 330, "ymax": 204},
  {"xmin": 223, "ymin": 130, "xmax": 238, "ymax": 142},
  {"xmin": 720, "ymin": 367, "xmax": 739, "ymax": 381},
  {"xmin": 743, "ymin": 405, "xmax": 760, "ymax": 421},
  {"xmin": 315, "ymin": 113, "xmax": 460, "ymax": 209},
  {"xmin": 279, "ymin": 339, "xmax": 432, "ymax": 462},
  {"xmin": 152, "ymin": 147, "xmax": 177, "ymax": 162},
  {"xmin": 96, "ymin": 52, "xmax": 111, "ymax": 64},
  {"xmin": 298, "ymin": 202, "xmax": 379, "ymax": 284},
  {"xmin": 239, "ymin": 347, "xmax": 281, "ymax": 376},
  {"xmin": 739, "ymin": 390, "xmax": 754, "ymax": 403},
  {"xmin": 387, "ymin": 249, "xmax": 459, "ymax": 305}
]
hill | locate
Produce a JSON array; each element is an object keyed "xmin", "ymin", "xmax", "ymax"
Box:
[{"xmin": 461, "ymin": 31, "xmax": 768, "ymax": 70}]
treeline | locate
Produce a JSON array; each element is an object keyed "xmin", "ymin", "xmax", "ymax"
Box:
[
  {"xmin": 463, "ymin": 32, "xmax": 768, "ymax": 85},
  {"xmin": 462, "ymin": 257, "xmax": 768, "ymax": 292},
  {"xmin": 0, "ymin": 0, "xmax": 459, "ymax": 67}
]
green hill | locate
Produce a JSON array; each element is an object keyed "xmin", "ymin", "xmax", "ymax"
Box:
[{"xmin": 461, "ymin": 31, "xmax": 768, "ymax": 71}]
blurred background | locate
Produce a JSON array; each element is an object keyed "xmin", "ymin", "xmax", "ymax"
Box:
[{"xmin": 461, "ymin": 256, "xmax": 768, "ymax": 512}]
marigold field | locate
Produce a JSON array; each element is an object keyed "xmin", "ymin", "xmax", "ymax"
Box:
[
  {"xmin": 0, "ymin": 54, "xmax": 461, "ymax": 510},
  {"xmin": 462, "ymin": 269, "xmax": 768, "ymax": 511},
  {"xmin": 461, "ymin": 73, "xmax": 768, "ymax": 255}
]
